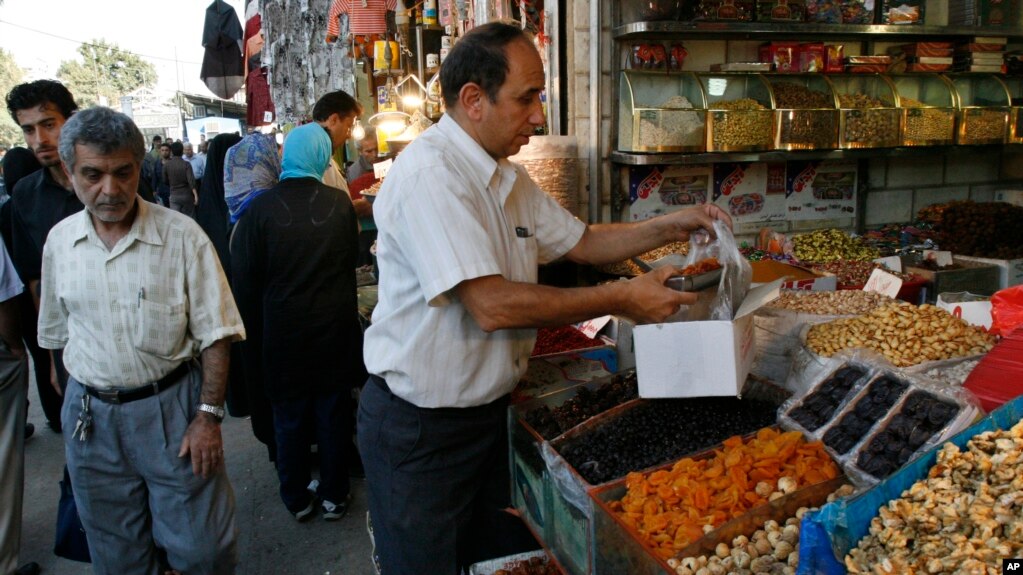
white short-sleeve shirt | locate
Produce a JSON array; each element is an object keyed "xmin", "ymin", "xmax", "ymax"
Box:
[
  {"xmin": 363, "ymin": 115, "xmax": 586, "ymax": 408},
  {"xmin": 38, "ymin": 200, "xmax": 246, "ymax": 389},
  {"xmin": 0, "ymin": 239, "xmax": 24, "ymax": 304}
]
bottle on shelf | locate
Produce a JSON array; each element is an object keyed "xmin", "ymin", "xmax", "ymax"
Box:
[{"xmin": 424, "ymin": 0, "xmax": 439, "ymax": 25}]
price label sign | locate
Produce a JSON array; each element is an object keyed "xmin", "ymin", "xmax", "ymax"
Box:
[
  {"xmin": 923, "ymin": 250, "xmax": 954, "ymax": 267},
  {"xmin": 863, "ymin": 268, "xmax": 903, "ymax": 298},
  {"xmin": 373, "ymin": 158, "xmax": 393, "ymax": 180},
  {"xmin": 574, "ymin": 316, "xmax": 612, "ymax": 339}
]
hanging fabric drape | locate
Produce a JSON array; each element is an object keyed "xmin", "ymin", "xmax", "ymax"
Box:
[{"xmin": 201, "ymin": 0, "xmax": 246, "ymax": 99}]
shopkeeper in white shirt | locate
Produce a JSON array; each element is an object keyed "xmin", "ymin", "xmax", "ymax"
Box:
[{"xmin": 359, "ymin": 21, "xmax": 732, "ymax": 575}]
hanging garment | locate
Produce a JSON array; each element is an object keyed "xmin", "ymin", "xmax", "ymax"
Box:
[
  {"xmin": 201, "ymin": 0, "xmax": 246, "ymax": 99},
  {"xmin": 327, "ymin": 0, "xmax": 397, "ymax": 40},
  {"xmin": 246, "ymin": 66, "xmax": 275, "ymax": 127}
]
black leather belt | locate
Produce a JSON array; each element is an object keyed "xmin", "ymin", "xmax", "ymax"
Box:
[{"xmin": 82, "ymin": 362, "xmax": 191, "ymax": 404}]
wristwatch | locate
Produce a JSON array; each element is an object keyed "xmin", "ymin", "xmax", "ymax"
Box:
[{"xmin": 197, "ymin": 403, "xmax": 226, "ymax": 422}]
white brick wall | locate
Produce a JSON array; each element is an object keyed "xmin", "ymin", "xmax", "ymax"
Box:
[
  {"xmin": 884, "ymin": 157, "xmax": 945, "ymax": 188},
  {"xmin": 913, "ymin": 186, "xmax": 970, "ymax": 213},
  {"xmin": 945, "ymin": 154, "xmax": 1000, "ymax": 184},
  {"xmin": 865, "ymin": 189, "xmax": 914, "ymax": 226}
]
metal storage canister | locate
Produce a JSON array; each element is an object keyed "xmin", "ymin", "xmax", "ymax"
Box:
[
  {"xmin": 618, "ymin": 70, "xmax": 708, "ymax": 153},
  {"xmin": 699, "ymin": 73, "xmax": 777, "ymax": 152},
  {"xmin": 890, "ymin": 73, "xmax": 957, "ymax": 146},
  {"xmin": 999, "ymin": 76, "xmax": 1023, "ymax": 144},
  {"xmin": 766, "ymin": 74, "xmax": 839, "ymax": 150},
  {"xmin": 830, "ymin": 74, "xmax": 901, "ymax": 149},
  {"xmin": 946, "ymin": 73, "xmax": 1010, "ymax": 145}
]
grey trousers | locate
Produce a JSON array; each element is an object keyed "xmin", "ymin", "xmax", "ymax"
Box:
[
  {"xmin": 63, "ymin": 364, "xmax": 238, "ymax": 575},
  {"xmin": 0, "ymin": 342, "xmax": 28, "ymax": 574},
  {"xmin": 170, "ymin": 198, "xmax": 196, "ymax": 218}
]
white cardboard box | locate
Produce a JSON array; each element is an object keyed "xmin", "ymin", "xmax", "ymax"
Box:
[
  {"xmin": 634, "ymin": 279, "xmax": 784, "ymax": 398},
  {"xmin": 954, "ymin": 255, "xmax": 1023, "ymax": 288}
]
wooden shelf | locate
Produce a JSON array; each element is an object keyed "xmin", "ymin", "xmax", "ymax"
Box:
[
  {"xmin": 611, "ymin": 144, "xmax": 1017, "ymax": 165},
  {"xmin": 614, "ymin": 20, "xmax": 1023, "ymax": 41}
]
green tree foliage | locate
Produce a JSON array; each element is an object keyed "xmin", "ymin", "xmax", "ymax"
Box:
[
  {"xmin": 57, "ymin": 39, "xmax": 157, "ymax": 108},
  {"xmin": 0, "ymin": 48, "xmax": 26, "ymax": 149}
]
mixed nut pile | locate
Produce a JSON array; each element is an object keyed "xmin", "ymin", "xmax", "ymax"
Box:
[
  {"xmin": 806, "ymin": 303, "xmax": 996, "ymax": 367},
  {"xmin": 846, "ymin": 420, "xmax": 1023, "ymax": 574},
  {"xmin": 838, "ymin": 93, "xmax": 899, "ymax": 146},
  {"xmin": 669, "ymin": 484, "xmax": 856, "ymax": 575},
  {"xmin": 809, "ymin": 260, "xmax": 915, "ymax": 288},
  {"xmin": 962, "ymin": 108, "xmax": 1008, "ymax": 142},
  {"xmin": 772, "ymin": 82, "xmax": 836, "ymax": 148},
  {"xmin": 711, "ymin": 98, "xmax": 774, "ymax": 149},
  {"xmin": 766, "ymin": 290, "xmax": 897, "ymax": 316},
  {"xmin": 900, "ymin": 97, "xmax": 954, "ymax": 143}
]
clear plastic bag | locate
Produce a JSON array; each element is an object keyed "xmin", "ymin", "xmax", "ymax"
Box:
[
  {"xmin": 683, "ymin": 219, "xmax": 752, "ymax": 320},
  {"xmin": 776, "ymin": 352, "xmax": 881, "ymax": 440}
]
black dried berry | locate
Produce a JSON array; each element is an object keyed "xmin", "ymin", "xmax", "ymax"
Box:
[
  {"xmin": 558, "ymin": 397, "xmax": 778, "ymax": 485},
  {"xmin": 523, "ymin": 373, "xmax": 639, "ymax": 440},
  {"xmin": 928, "ymin": 402, "xmax": 958, "ymax": 427}
]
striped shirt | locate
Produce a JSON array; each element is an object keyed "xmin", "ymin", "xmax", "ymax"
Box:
[
  {"xmin": 328, "ymin": 0, "xmax": 397, "ymax": 37},
  {"xmin": 38, "ymin": 199, "xmax": 245, "ymax": 389},
  {"xmin": 363, "ymin": 115, "xmax": 585, "ymax": 408}
]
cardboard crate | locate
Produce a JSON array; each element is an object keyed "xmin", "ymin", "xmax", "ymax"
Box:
[
  {"xmin": 906, "ymin": 257, "xmax": 1001, "ymax": 301},
  {"xmin": 954, "ymin": 254, "xmax": 1023, "ymax": 288},
  {"xmin": 539, "ymin": 381, "xmax": 791, "ymax": 574},
  {"xmin": 514, "ymin": 342, "xmax": 618, "ymax": 403},
  {"xmin": 509, "ymin": 371, "xmax": 640, "ymax": 572},
  {"xmin": 587, "ymin": 433, "xmax": 845, "ymax": 574}
]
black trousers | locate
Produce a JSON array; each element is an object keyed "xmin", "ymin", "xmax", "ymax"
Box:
[
  {"xmin": 271, "ymin": 387, "xmax": 351, "ymax": 512},
  {"xmin": 357, "ymin": 376, "xmax": 537, "ymax": 574}
]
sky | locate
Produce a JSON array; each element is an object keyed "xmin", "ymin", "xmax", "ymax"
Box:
[{"xmin": 0, "ymin": 0, "xmax": 248, "ymax": 99}]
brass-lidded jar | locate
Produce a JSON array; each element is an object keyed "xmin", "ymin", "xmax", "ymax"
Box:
[
  {"xmin": 999, "ymin": 76, "xmax": 1023, "ymax": 144},
  {"xmin": 698, "ymin": 73, "xmax": 777, "ymax": 152},
  {"xmin": 946, "ymin": 73, "xmax": 1010, "ymax": 145},
  {"xmin": 765, "ymin": 74, "xmax": 839, "ymax": 150},
  {"xmin": 890, "ymin": 73, "xmax": 957, "ymax": 146},
  {"xmin": 830, "ymin": 74, "xmax": 901, "ymax": 149},
  {"xmin": 618, "ymin": 70, "xmax": 708, "ymax": 152}
]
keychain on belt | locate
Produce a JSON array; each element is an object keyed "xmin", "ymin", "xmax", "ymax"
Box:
[{"xmin": 73, "ymin": 394, "xmax": 92, "ymax": 441}]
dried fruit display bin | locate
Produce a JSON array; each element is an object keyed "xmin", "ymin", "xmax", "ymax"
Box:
[
  {"xmin": 1000, "ymin": 75, "xmax": 1023, "ymax": 144},
  {"xmin": 905, "ymin": 256, "xmax": 1002, "ymax": 300},
  {"xmin": 799, "ymin": 395, "xmax": 1023, "ymax": 574},
  {"xmin": 509, "ymin": 371, "xmax": 639, "ymax": 552},
  {"xmin": 697, "ymin": 73, "xmax": 777, "ymax": 152},
  {"xmin": 539, "ymin": 383, "xmax": 787, "ymax": 574},
  {"xmin": 946, "ymin": 73, "xmax": 1011, "ymax": 145},
  {"xmin": 765, "ymin": 74, "xmax": 839, "ymax": 150},
  {"xmin": 588, "ymin": 432, "xmax": 845, "ymax": 575},
  {"xmin": 889, "ymin": 73, "xmax": 957, "ymax": 146},
  {"xmin": 618, "ymin": 71, "xmax": 708, "ymax": 153},
  {"xmin": 829, "ymin": 74, "xmax": 901, "ymax": 149}
]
